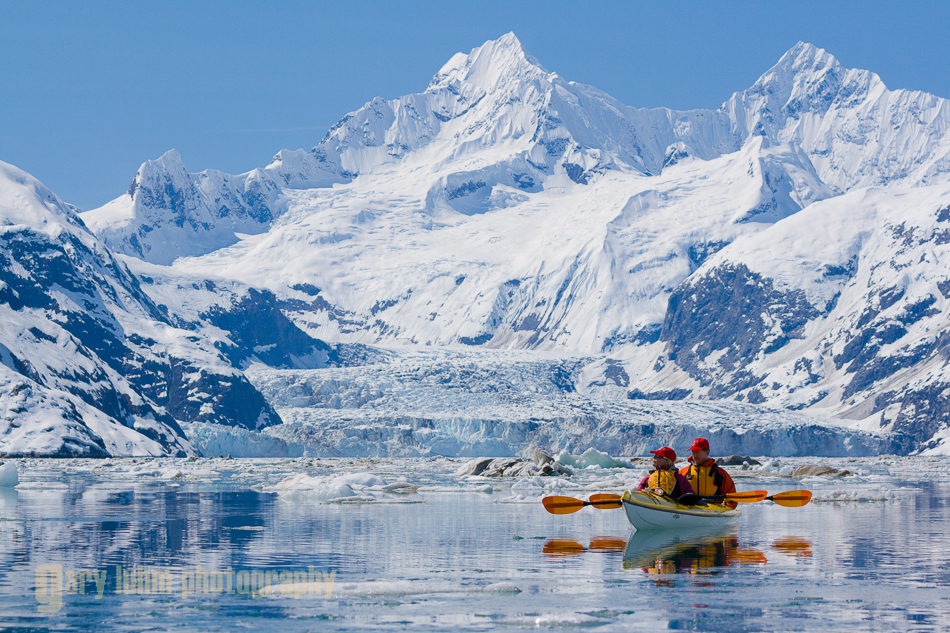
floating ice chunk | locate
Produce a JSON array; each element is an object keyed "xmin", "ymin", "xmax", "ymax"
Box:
[
  {"xmin": 501, "ymin": 613, "xmax": 607, "ymax": 628},
  {"xmin": 591, "ymin": 475, "xmax": 642, "ymax": 491},
  {"xmin": 481, "ymin": 581, "xmax": 521, "ymax": 594},
  {"xmin": 510, "ymin": 477, "xmax": 545, "ymax": 493},
  {"xmin": 267, "ymin": 471, "xmax": 398, "ymax": 503},
  {"xmin": 381, "ymin": 482, "xmax": 419, "ymax": 493},
  {"xmin": 812, "ymin": 488, "xmax": 901, "ymax": 503},
  {"xmin": 504, "ymin": 477, "xmax": 547, "ymax": 501},
  {"xmin": 0, "ymin": 462, "xmax": 18, "ymax": 487},
  {"xmin": 188, "ymin": 468, "xmax": 221, "ymax": 478},
  {"xmin": 328, "ymin": 495, "xmax": 377, "ymax": 503},
  {"xmin": 337, "ymin": 473, "xmax": 388, "ymax": 488},
  {"xmin": 556, "ymin": 448, "xmax": 632, "ymax": 469},
  {"xmin": 269, "ymin": 473, "xmax": 360, "ymax": 502}
]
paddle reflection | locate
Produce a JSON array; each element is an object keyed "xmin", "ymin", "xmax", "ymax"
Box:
[
  {"xmin": 542, "ymin": 539, "xmax": 586, "ymax": 557},
  {"xmin": 772, "ymin": 536, "xmax": 813, "ymax": 558},
  {"xmin": 542, "ymin": 536, "xmax": 627, "ymax": 558},
  {"xmin": 622, "ymin": 529, "xmax": 766, "ymax": 578}
]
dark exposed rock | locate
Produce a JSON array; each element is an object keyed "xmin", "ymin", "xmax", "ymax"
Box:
[
  {"xmin": 0, "ymin": 208, "xmax": 322, "ymax": 452},
  {"xmin": 718, "ymin": 455, "xmax": 762, "ymax": 466},
  {"xmin": 660, "ymin": 263, "xmax": 818, "ymax": 397},
  {"xmin": 627, "ymin": 388, "xmax": 691, "ymax": 401},
  {"xmin": 201, "ymin": 288, "xmax": 331, "ymax": 370},
  {"xmin": 686, "ymin": 240, "xmax": 731, "ymax": 270},
  {"xmin": 874, "ymin": 378, "xmax": 950, "ymax": 446},
  {"xmin": 455, "ymin": 455, "xmax": 573, "ymax": 477},
  {"xmin": 790, "ymin": 464, "xmax": 851, "ymax": 477}
]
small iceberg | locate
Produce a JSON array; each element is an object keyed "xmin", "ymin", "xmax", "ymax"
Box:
[
  {"xmin": 0, "ymin": 462, "xmax": 18, "ymax": 487},
  {"xmin": 556, "ymin": 447, "xmax": 631, "ymax": 469}
]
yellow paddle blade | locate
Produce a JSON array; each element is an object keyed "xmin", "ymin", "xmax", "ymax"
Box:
[
  {"xmin": 769, "ymin": 490, "xmax": 812, "ymax": 507},
  {"xmin": 588, "ymin": 493, "xmax": 623, "ymax": 509},
  {"xmin": 542, "ymin": 495, "xmax": 586, "ymax": 515},
  {"xmin": 725, "ymin": 490, "xmax": 768, "ymax": 503}
]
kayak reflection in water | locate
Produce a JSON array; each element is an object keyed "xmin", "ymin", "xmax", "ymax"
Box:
[
  {"xmin": 622, "ymin": 530, "xmax": 766, "ymax": 581},
  {"xmin": 636, "ymin": 447, "xmax": 694, "ymax": 499}
]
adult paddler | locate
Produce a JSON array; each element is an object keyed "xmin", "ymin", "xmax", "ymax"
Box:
[
  {"xmin": 679, "ymin": 438, "xmax": 736, "ymax": 504},
  {"xmin": 635, "ymin": 446, "xmax": 694, "ymax": 499}
]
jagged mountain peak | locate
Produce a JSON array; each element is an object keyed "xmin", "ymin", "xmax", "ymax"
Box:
[
  {"xmin": 776, "ymin": 41, "xmax": 840, "ymax": 74},
  {"xmin": 766, "ymin": 41, "xmax": 881, "ymax": 95},
  {"xmin": 731, "ymin": 41, "xmax": 885, "ymax": 132},
  {"xmin": 127, "ymin": 148, "xmax": 190, "ymax": 198},
  {"xmin": 427, "ymin": 33, "xmax": 550, "ymax": 95}
]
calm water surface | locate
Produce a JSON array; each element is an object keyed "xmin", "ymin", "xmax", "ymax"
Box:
[{"xmin": 0, "ymin": 458, "xmax": 948, "ymax": 631}]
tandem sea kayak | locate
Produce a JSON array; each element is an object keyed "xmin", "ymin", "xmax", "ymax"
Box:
[{"xmin": 621, "ymin": 490, "xmax": 741, "ymax": 530}]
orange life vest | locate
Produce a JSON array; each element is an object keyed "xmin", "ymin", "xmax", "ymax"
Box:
[
  {"xmin": 647, "ymin": 468, "xmax": 678, "ymax": 494},
  {"xmin": 683, "ymin": 461, "xmax": 726, "ymax": 496}
]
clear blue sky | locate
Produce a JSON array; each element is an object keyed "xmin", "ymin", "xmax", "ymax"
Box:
[{"xmin": 2, "ymin": 0, "xmax": 947, "ymax": 211}]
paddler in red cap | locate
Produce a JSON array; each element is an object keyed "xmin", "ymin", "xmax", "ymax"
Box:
[
  {"xmin": 679, "ymin": 437, "xmax": 736, "ymax": 500},
  {"xmin": 636, "ymin": 447, "xmax": 694, "ymax": 499}
]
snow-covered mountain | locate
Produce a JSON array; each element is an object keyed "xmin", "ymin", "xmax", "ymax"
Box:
[
  {"xmin": 84, "ymin": 37, "xmax": 950, "ymax": 267},
  {"xmin": 0, "ymin": 160, "xmax": 339, "ymax": 456},
  {"xmin": 11, "ymin": 34, "xmax": 950, "ymax": 455},
  {"xmin": 638, "ymin": 184, "xmax": 950, "ymax": 450}
]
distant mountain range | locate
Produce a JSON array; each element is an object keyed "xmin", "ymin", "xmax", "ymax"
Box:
[{"xmin": 3, "ymin": 34, "xmax": 950, "ymax": 456}]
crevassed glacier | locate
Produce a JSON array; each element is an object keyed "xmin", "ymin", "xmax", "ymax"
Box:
[{"xmin": 183, "ymin": 347, "xmax": 905, "ymax": 458}]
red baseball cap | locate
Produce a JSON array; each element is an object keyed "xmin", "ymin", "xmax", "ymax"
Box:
[
  {"xmin": 650, "ymin": 447, "xmax": 676, "ymax": 462},
  {"xmin": 690, "ymin": 437, "xmax": 710, "ymax": 451}
]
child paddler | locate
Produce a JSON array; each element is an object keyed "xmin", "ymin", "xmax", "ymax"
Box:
[{"xmin": 635, "ymin": 447, "xmax": 694, "ymax": 499}]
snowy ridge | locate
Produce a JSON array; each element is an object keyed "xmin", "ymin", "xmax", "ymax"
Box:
[
  {"xmin": 83, "ymin": 38, "xmax": 950, "ymax": 267},
  {"xmin": 81, "ymin": 148, "xmax": 345, "ymax": 265},
  {"xmin": 0, "ymin": 160, "xmax": 191, "ymax": 455}
]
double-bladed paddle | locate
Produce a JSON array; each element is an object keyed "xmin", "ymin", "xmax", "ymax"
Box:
[{"xmin": 542, "ymin": 489, "xmax": 811, "ymax": 515}]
